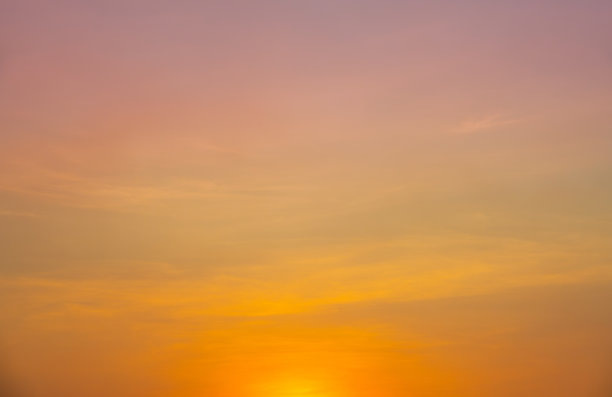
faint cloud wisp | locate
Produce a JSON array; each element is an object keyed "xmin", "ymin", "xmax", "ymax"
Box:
[{"xmin": 453, "ymin": 114, "xmax": 523, "ymax": 134}]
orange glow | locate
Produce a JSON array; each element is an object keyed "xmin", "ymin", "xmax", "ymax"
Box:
[{"xmin": 253, "ymin": 373, "xmax": 336, "ymax": 397}]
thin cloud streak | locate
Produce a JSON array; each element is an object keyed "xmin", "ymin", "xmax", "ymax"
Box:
[{"xmin": 452, "ymin": 114, "xmax": 524, "ymax": 134}]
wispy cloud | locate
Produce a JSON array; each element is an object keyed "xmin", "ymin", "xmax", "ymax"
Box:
[
  {"xmin": 0, "ymin": 209, "xmax": 37, "ymax": 218},
  {"xmin": 452, "ymin": 114, "xmax": 523, "ymax": 134}
]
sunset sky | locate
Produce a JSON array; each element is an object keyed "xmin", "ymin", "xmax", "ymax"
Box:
[{"xmin": 1, "ymin": 1, "xmax": 612, "ymax": 396}]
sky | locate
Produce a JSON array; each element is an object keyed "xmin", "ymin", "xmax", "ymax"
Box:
[{"xmin": 1, "ymin": 1, "xmax": 612, "ymax": 396}]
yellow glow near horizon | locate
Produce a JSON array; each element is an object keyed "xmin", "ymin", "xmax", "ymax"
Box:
[{"xmin": 254, "ymin": 375, "xmax": 335, "ymax": 397}]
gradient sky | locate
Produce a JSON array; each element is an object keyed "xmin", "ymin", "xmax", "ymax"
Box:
[{"xmin": 1, "ymin": 1, "xmax": 612, "ymax": 396}]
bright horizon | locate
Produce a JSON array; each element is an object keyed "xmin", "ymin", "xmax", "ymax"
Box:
[{"xmin": 1, "ymin": 1, "xmax": 612, "ymax": 396}]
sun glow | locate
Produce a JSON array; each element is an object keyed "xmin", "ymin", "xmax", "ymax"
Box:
[{"xmin": 253, "ymin": 373, "xmax": 337, "ymax": 397}]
